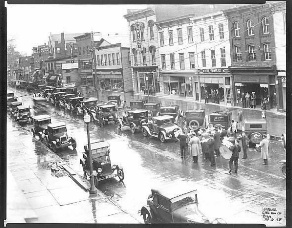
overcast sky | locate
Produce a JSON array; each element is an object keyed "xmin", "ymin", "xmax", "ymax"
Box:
[{"xmin": 7, "ymin": 4, "xmax": 148, "ymax": 56}]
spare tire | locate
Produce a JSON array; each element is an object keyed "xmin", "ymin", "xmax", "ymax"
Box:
[
  {"xmin": 250, "ymin": 132, "xmax": 263, "ymax": 144},
  {"xmin": 189, "ymin": 120, "xmax": 200, "ymax": 130}
]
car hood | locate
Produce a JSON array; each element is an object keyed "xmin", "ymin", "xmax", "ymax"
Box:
[
  {"xmin": 162, "ymin": 123, "xmax": 179, "ymax": 132},
  {"xmin": 54, "ymin": 133, "xmax": 67, "ymax": 139},
  {"xmin": 173, "ymin": 204, "xmax": 210, "ymax": 223},
  {"xmin": 160, "ymin": 113, "xmax": 177, "ymax": 117}
]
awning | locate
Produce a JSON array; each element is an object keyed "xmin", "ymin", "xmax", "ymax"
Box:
[
  {"xmin": 81, "ymin": 75, "xmax": 93, "ymax": 79},
  {"xmin": 260, "ymin": 84, "xmax": 268, "ymax": 88},
  {"xmin": 235, "ymin": 83, "xmax": 244, "ymax": 87}
]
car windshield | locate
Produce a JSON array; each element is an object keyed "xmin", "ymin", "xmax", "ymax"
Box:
[
  {"xmin": 102, "ymin": 107, "xmax": 115, "ymax": 112},
  {"xmin": 160, "ymin": 108, "xmax": 175, "ymax": 113},
  {"xmin": 171, "ymin": 192, "xmax": 198, "ymax": 211},
  {"xmin": 84, "ymin": 101, "xmax": 96, "ymax": 107},
  {"xmin": 158, "ymin": 118, "xmax": 172, "ymax": 125},
  {"xmin": 52, "ymin": 127, "xmax": 67, "ymax": 134},
  {"xmin": 19, "ymin": 108, "xmax": 29, "ymax": 113},
  {"xmin": 38, "ymin": 119, "xmax": 51, "ymax": 125},
  {"xmin": 186, "ymin": 112, "xmax": 204, "ymax": 117}
]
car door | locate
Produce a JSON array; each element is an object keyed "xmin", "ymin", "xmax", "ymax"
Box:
[{"xmin": 156, "ymin": 195, "xmax": 173, "ymax": 222}]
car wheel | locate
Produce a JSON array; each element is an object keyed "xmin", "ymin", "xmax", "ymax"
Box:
[
  {"xmin": 130, "ymin": 125, "xmax": 136, "ymax": 134},
  {"xmin": 159, "ymin": 133, "xmax": 166, "ymax": 143},
  {"xmin": 142, "ymin": 128, "xmax": 148, "ymax": 137},
  {"xmin": 142, "ymin": 211, "xmax": 152, "ymax": 224},
  {"xmin": 189, "ymin": 120, "xmax": 200, "ymax": 131},
  {"xmin": 282, "ymin": 164, "xmax": 286, "ymax": 178},
  {"xmin": 117, "ymin": 168, "xmax": 124, "ymax": 181},
  {"xmin": 71, "ymin": 139, "xmax": 77, "ymax": 150},
  {"xmin": 250, "ymin": 132, "xmax": 263, "ymax": 144},
  {"xmin": 51, "ymin": 144, "xmax": 58, "ymax": 153}
]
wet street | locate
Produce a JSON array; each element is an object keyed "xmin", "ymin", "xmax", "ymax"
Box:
[{"xmin": 7, "ymin": 89, "xmax": 286, "ymax": 225}]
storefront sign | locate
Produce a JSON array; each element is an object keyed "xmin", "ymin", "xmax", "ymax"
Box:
[
  {"xmin": 234, "ymin": 75, "xmax": 268, "ymax": 83},
  {"xmin": 96, "ymin": 71, "xmax": 121, "ymax": 75},
  {"xmin": 198, "ymin": 68, "xmax": 229, "ymax": 73}
]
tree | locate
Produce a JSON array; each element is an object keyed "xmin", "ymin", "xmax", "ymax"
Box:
[{"xmin": 7, "ymin": 39, "xmax": 22, "ymax": 73}]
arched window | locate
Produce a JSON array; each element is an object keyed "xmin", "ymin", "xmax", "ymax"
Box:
[
  {"xmin": 148, "ymin": 20, "xmax": 155, "ymax": 40},
  {"xmin": 233, "ymin": 21, "xmax": 240, "ymax": 37},
  {"xmin": 132, "ymin": 48, "xmax": 138, "ymax": 65},
  {"xmin": 246, "ymin": 20, "xmax": 254, "ymax": 36},
  {"xmin": 149, "ymin": 46, "xmax": 156, "ymax": 65},
  {"xmin": 131, "ymin": 24, "xmax": 136, "ymax": 42},
  {"xmin": 142, "ymin": 47, "xmax": 147, "ymax": 65},
  {"xmin": 261, "ymin": 17, "xmax": 269, "ymax": 34}
]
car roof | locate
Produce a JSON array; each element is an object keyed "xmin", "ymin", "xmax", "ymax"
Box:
[
  {"xmin": 153, "ymin": 115, "xmax": 173, "ymax": 120},
  {"xmin": 33, "ymin": 115, "xmax": 51, "ymax": 121},
  {"xmin": 100, "ymin": 104, "xmax": 116, "ymax": 108},
  {"xmin": 160, "ymin": 106, "xmax": 177, "ymax": 109},
  {"xmin": 186, "ymin": 109, "xmax": 205, "ymax": 113},
  {"xmin": 90, "ymin": 141, "xmax": 110, "ymax": 150},
  {"xmin": 128, "ymin": 109, "xmax": 148, "ymax": 114},
  {"xmin": 17, "ymin": 106, "xmax": 30, "ymax": 110},
  {"xmin": 210, "ymin": 111, "xmax": 231, "ymax": 115},
  {"xmin": 11, "ymin": 101, "xmax": 22, "ymax": 105},
  {"xmin": 83, "ymin": 97, "xmax": 98, "ymax": 102},
  {"xmin": 144, "ymin": 103, "xmax": 159, "ymax": 106},
  {"xmin": 244, "ymin": 119, "xmax": 267, "ymax": 124},
  {"xmin": 48, "ymin": 122, "xmax": 66, "ymax": 128},
  {"xmin": 69, "ymin": 97, "xmax": 83, "ymax": 100},
  {"xmin": 152, "ymin": 183, "xmax": 197, "ymax": 200},
  {"xmin": 33, "ymin": 97, "xmax": 46, "ymax": 100},
  {"xmin": 64, "ymin": 94, "xmax": 75, "ymax": 96}
]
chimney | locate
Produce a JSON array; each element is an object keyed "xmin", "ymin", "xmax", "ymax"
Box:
[{"xmin": 61, "ymin": 32, "xmax": 65, "ymax": 43}]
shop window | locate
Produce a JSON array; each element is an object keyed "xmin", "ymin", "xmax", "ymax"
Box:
[
  {"xmin": 248, "ymin": 45, "xmax": 256, "ymax": 61},
  {"xmin": 116, "ymin": 53, "xmax": 120, "ymax": 65},
  {"xmin": 246, "ymin": 20, "xmax": 254, "ymax": 36},
  {"xmin": 161, "ymin": 54, "xmax": 166, "ymax": 70},
  {"xmin": 108, "ymin": 54, "xmax": 111, "ymax": 66},
  {"xmin": 211, "ymin": 50, "xmax": 216, "ymax": 67},
  {"xmin": 177, "ymin": 28, "xmax": 183, "ymax": 45},
  {"xmin": 209, "ymin": 25, "xmax": 214, "ymax": 41},
  {"xmin": 170, "ymin": 53, "xmax": 175, "ymax": 70},
  {"xmin": 148, "ymin": 20, "xmax": 155, "ymax": 40},
  {"xmin": 234, "ymin": 46, "xmax": 242, "ymax": 62},
  {"xmin": 104, "ymin": 54, "xmax": 107, "ymax": 66},
  {"xmin": 179, "ymin": 53, "xmax": 185, "ymax": 70},
  {"xmin": 201, "ymin": 51, "xmax": 206, "ymax": 67},
  {"xmin": 112, "ymin": 53, "xmax": 115, "ymax": 65},
  {"xmin": 189, "ymin": 52, "xmax": 195, "ymax": 69},
  {"xmin": 261, "ymin": 17, "xmax": 269, "ymax": 34},
  {"xmin": 263, "ymin": 43, "xmax": 271, "ymax": 60},
  {"xmin": 159, "ymin": 32, "xmax": 164, "ymax": 47},
  {"xmin": 219, "ymin": 24, "xmax": 224, "ymax": 39},
  {"xmin": 169, "ymin": 30, "xmax": 174, "ymax": 46},
  {"xmin": 220, "ymin": 47, "xmax": 226, "ymax": 67},
  {"xmin": 200, "ymin": 28, "xmax": 205, "ymax": 42},
  {"xmin": 233, "ymin": 21, "xmax": 240, "ymax": 37},
  {"xmin": 187, "ymin": 27, "xmax": 193, "ymax": 43}
]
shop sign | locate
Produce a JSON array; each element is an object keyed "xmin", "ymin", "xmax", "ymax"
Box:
[
  {"xmin": 234, "ymin": 75, "xmax": 268, "ymax": 83},
  {"xmin": 198, "ymin": 68, "xmax": 229, "ymax": 73},
  {"xmin": 96, "ymin": 71, "xmax": 121, "ymax": 75}
]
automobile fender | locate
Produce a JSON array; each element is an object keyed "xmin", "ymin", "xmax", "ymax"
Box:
[
  {"xmin": 131, "ymin": 122, "xmax": 137, "ymax": 129},
  {"xmin": 52, "ymin": 141, "xmax": 57, "ymax": 145},
  {"xmin": 142, "ymin": 126, "xmax": 151, "ymax": 136},
  {"xmin": 140, "ymin": 205, "xmax": 152, "ymax": 217},
  {"xmin": 160, "ymin": 130, "xmax": 167, "ymax": 139}
]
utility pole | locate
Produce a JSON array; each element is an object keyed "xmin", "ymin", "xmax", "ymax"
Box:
[{"xmin": 91, "ymin": 32, "xmax": 99, "ymax": 100}]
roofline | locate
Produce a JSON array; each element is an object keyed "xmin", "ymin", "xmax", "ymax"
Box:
[
  {"xmin": 124, "ymin": 7, "xmax": 154, "ymax": 20},
  {"xmin": 74, "ymin": 33, "xmax": 91, "ymax": 40},
  {"xmin": 45, "ymin": 55, "xmax": 78, "ymax": 62}
]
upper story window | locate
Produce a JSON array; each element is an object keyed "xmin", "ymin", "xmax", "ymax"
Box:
[
  {"xmin": 211, "ymin": 50, "xmax": 216, "ymax": 67},
  {"xmin": 150, "ymin": 46, "xmax": 156, "ymax": 65},
  {"xmin": 97, "ymin": 55, "xmax": 100, "ymax": 66},
  {"xmin": 78, "ymin": 47, "xmax": 81, "ymax": 55},
  {"xmin": 187, "ymin": 27, "xmax": 193, "ymax": 43},
  {"xmin": 148, "ymin": 20, "xmax": 155, "ymax": 40},
  {"xmin": 108, "ymin": 54, "xmax": 111, "ymax": 66},
  {"xmin": 161, "ymin": 54, "xmax": 166, "ymax": 69},
  {"xmin": 169, "ymin": 30, "xmax": 174, "ymax": 46},
  {"xmin": 201, "ymin": 51, "xmax": 206, "ymax": 67},
  {"xmin": 220, "ymin": 47, "xmax": 226, "ymax": 67},
  {"xmin": 131, "ymin": 25, "xmax": 136, "ymax": 42},
  {"xmin": 116, "ymin": 53, "xmax": 120, "ymax": 65},
  {"xmin": 104, "ymin": 54, "xmax": 107, "ymax": 66},
  {"xmin": 248, "ymin": 45, "xmax": 256, "ymax": 61},
  {"xmin": 177, "ymin": 28, "xmax": 183, "ymax": 45},
  {"xmin": 112, "ymin": 53, "xmax": 115, "ymax": 65},
  {"xmin": 246, "ymin": 20, "xmax": 254, "ymax": 36},
  {"xmin": 189, "ymin": 52, "xmax": 195, "ymax": 69},
  {"xmin": 233, "ymin": 21, "xmax": 240, "ymax": 37},
  {"xmin": 132, "ymin": 49, "xmax": 137, "ymax": 65},
  {"xmin": 261, "ymin": 17, "xmax": 270, "ymax": 34},
  {"xmin": 179, "ymin": 53, "xmax": 185, "ymax": 70},
  {"xmin": 218, "ymin": 23, "xmax": 224, "ymax": 39},
  {"xmin": 263, "ymin": 43, "xmax": 271, "ymax": 60},
  {"xmin": 142, "ymin": 48, "xmax": 147, "ymax": 65},
  {"xmin": 159, "ymin": 32, "xmax": 164, "ymax": 47},
  {"xmin": 234, "ymin": 46, "xmax": 242, "ymax": 61},
  {"xmin": 200, "ymin": 28, "xmax": 205, "ymax": 42},
  {"xmin": 170, "ymin": 53, "xmax": 175, "ymax": 70},
  {"xmin": 209, "ymin": 25, "xmax": 214, "ymax": 41}
]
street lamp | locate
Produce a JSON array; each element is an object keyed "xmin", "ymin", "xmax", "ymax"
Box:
[
  {"xmin": 145, "ymin": 75, "xmax": 149, "ymax": 102},
  {"xmin": 84, "ymin": 112, "xmax": 97, "ymax": 195}
]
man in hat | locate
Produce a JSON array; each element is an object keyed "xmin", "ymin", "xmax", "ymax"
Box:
[
  {"xmin": 214, "ymin": 126, "xmax": 221, "ymax": 157},
  {"xmin": 259, "ymin": 134, "xmax": 270, "ymax": 165},
  {"xmin": 207, "ymin": 135, "xmax": 216, "ymax": 167},
  {"xmin": 241, "ymin": 132, "xmax": 249, "ymax": 159},
  {"xmin": 228, "ymin": 138, "xmax": 241, "ymax": 174},
  {"xmin": 251, "ymin": 92, "xmax": 256, "ymax": 108},
  {"xmin": 201, "ymin": 133, "xmax": 210, "ymax": 161},
  {"xmin": 177, "ymin": 130, "xmax": 188, "ymax": 159},
  {"xmin": 189, "ymin": 132, "xmax": 201, "ymax": 163}
]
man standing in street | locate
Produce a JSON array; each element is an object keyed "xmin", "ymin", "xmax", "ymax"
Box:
[
  {"xmin": 228, "ymin": 138, "xmax": 241, "ymax": 174},
  {"xmin": 214, "ymin": 126, "xmax": 221, "ymax": 157},
  {"xmin": 259, "ymin": 134, "xmax": 270, "ymax": 165},
  {"xmin": 201, "ymin": 133, "xmax": 210, "ymax": 161},
  {"xmin": 251, "ymin": 92, "xmax": 256, "ymax": 108},
  {"xmin": 208, "ymin": 135, "xmax": 216, "ymax": 167},
  {"xmin": 241, "ymin": 132, "xmax": 248, "ymax": 159},
  {"xmin": 189, "ymin": 132, "xmax": 201, "ymax": 163},
  {"xmin": 177, "ymin": 130, "xmax": 188, "ymax": 159}
]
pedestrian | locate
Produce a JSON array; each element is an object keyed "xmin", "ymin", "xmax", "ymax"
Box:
[
  {"xmin": 245, "ymin": 92, "xmax": 250, "ymax": 108},
  {"xmin": 259, "ymin": 134, "xmax": 270, "ymax": 165},
  {"xmin": 207, "ymin": 135, "xmax": 216, "ymax": 167},
  {"xmin": 251, "ymin": 92, "xmax": 256, "ymax": 108},
  {"xmin": 205, "ymin": 89, "xmax": 209, "ymax": 103},
  {"xmin": 281, "ymin": 133, "xmax": 286, "ymax": 151},
  {"xmin": 228, "ymin": 138, "xmax": 241, "ymax": 174},
  {"xmin": 241, "ymin": 92, "xmax": 246, "ymax": 108},
  {"xmin": 189, "ymin": 132, "xmax": 201, "ymax": 163},
  {"xmin": 201, "ymin": 133, "xmax": 210, "ymax": 161},
  {"xmin": 214, "ymin": 127, "xmax": 221, "ymax": 157},
  {"xmin": 122, "ymin": 100, "xmax": 127, "ymax": 109},
  {"xmin": 177, "ymin": 130, "xmax": 188, "ymax": 159},
  {"xmin": 241, "ymin": 132, "xmax": 249, "ymax": 159}
]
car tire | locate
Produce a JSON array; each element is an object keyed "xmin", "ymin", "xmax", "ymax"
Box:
[
  {"xmin": 142, "ymin": 128, "xmax": 148, "ymax": 137},
  {"xmin": 130, "ymin": 125, "xmax": 136, "ymax": 134},
  {"xmin": 250, "ymin": 132, "xmax": 263, "ymax": 144},
  {"xmin": 117, "ymin": 168, "xmax": 124, "ymax": 181},
  {"xmin": 189, "ymin": 120, "xmax": 200, "ymax": 131},
  {"xmin": 159, "ymin": 133, "xmax": 166, "ymax": 143},
  {"xmin": 71, "ymin": 139, "xmax": 77, "ymax": 150},
  {"xmin": 142, "ymin": 210, "xmax": 152, "ymax": 224}
]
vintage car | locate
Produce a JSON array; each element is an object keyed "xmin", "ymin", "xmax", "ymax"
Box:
[
  {"xmin": 143, "ymin": 103, "xmax": 161, "ymax": 117},
  {"xmin": 130, "ymin": 100, "xmax": 145, "ymax": 110},
  {"xmin": 142, "ymin": 115, "xmax": 181, "ymax": 143},
  {"xmin": 118, "ymin": 109, "xmax": 149, "ymax": 133},
  {"xmin": 32, "ymin": 97, "xmax": 47, "ymax": 107},
  {"xmin": 43, "ymin": 122, "xmax": 77, "ymax": 152},
  {"xmin": 55, "ymin": 87, "xmax": 67, "ymax": 93},
  {"xmin": 13, "ymin": 106, "xmax": 32, "ymax": 124},
  {"xmin": 59, "ymin": 94, "xmax": 76, "ymax": 109},
  {"xmin": 15, "ymin": 80, "xmax": 28, "ymax": 89},
  {"xmin": 81, "ymin": 97, "xmax": 99, "ymax": 120},
  {"xmin": 42, "ymin": 88, "xmax": 55, "ymax": 100},
  {"xmin": 8, "ymin": 101, "xmax": 22, "ymax": 114},
  {"xmin": 26, "ymin": 82, "xmax": 38, "ymax": 93},
  {"xmin": 140, "ymin": 184, "xmax": 225, "ymax": 224},
  {"xmin": 208, "ymin": 111, "xmax": 232, "ymax": 130},
  {"xmin": 7, "ymin": 91, "xmax": 15, "ymax": 98},
  {"xmin": 158, "ymin": 105, "xmax": 181, "ymax": 122},
  {"xmin": 65, "ymin": 86, "xmax": 78, "ymax": 95},
  {"xmin": 7, "ymin": 96, "xmax": 18, "ymax": 107},
  {"xmin": 184, "ymin": 109, "xmax": 206, "ymax": 132},
  {"xmin": 49, "ymin": 92, "xmax": 66, "ymax": 106},
  {"xmin": 97, "ymin": 104, "xmax": 118, "ymax": 126},
  {"xmin": 31, "ymin": 115, "xmax": 52, "ymax": 139},
  {"xmin": 107, "ymin": 95, "xmax": 121, "ymax": 106},
  {"xmin": 242, "ymin": 119, "xmax": 267, "ymax": 148},
  {"xmin": 67, "ymin": 97, "xmax": 84, "ymax": 113},
  {"xmin": 80, "ymin": 140, "xmax": 124, "ymax": 187}
]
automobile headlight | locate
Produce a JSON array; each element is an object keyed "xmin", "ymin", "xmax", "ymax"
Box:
[
  {"xmin": 97, "ymin": 168, "xmax": 102, "ymax": 173},
  {"xmin": 56, "ymin": 139, "xmax": 60, "ymax": 142}
]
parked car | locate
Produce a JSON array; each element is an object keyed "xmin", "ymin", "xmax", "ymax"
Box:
[
  {"xmin": 43, "ymin": 122, "xmax": 77, "ymax": 152},
  {"xmin": 140, "ymin": 184, "xmax": 225, "ymax": 224},
  {"xmin": 208, "ymin": 111, "xmax": 232, "ymax": 130},
  {"xmin": 59, "ymin": 94, "xmax": 76, "ymax": 109},
  {"xmin": 184, "ymin": 109, "xmax": 206, "ymax": 132},
  {"xmin": 55, "ymin": 87, "xmax": 67, "ymax": 93},
  {"xmin": 80, "ymin": 140, "xmax": 124, "ymax": 187},
  {"xmin": 158, "ymin": 105, "xmax": 181, "ymax": 122},
  {"xmin": 81, "ymin": 97, "xmax": 99, "ymax": 121},
  {"xmin": 143, "ymin": 102, "xmax": 161, "ymax": 117},
  {"xmin": 97, "ymin": 104, "xmax": 118, "ymax": 126},
  {"xmin": 31, "ymin": 115, "xmax": 52, "ymax": 139},
  {"xmin": 65, "ymin": 86, "xmax": 78, "ymax": 95},
  {"xmin": 118, "ymin": 109, "xmax": 149, "ymax": 133},
  {"xmin": 107, "ymin": 95, "xmax": 121, "ymax": 106},
  {"xmin": 242, "ymin": 119, "xmax": 267, "ymax": 148},
  {"xmin": 142, "ymin": 115, "xmax": 181, "ymax": 143},
  {"xmin": 42, "ymin": 88, "xmax": 55, "ymax": 100},
  {"xmin": 67, "ymin": 97, "xmax": 84, "ymax": 113},
  {"xmin": 50, "ymin": 92, "xmax": 66, "ymax": 106},
  {"xmin": 9, "ymin": 101, "xmax": 22, "ymax": 115},
  {"xmin": 13, "ymin": 106, "xmax": 32, "ymax": 124},
  {"xmin": 7, "ymin": 96, "xmax": 18, "ymax": 108},
  {"xmin": 130, "ymin": 100, "xmax": 145, "ymax": 110}
]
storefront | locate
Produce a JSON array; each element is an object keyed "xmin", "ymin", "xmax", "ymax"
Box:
[
  {"xmin": 276, "ymin": 72, "xmax": 286, "ymax": 111},
  {"xmin": 133, "ymin": 66, "xmax": 159, "ymax": 95},
  {"xmin": 80, "ymin": 72, "xmax": 93, "ymax": 86},
  {"xmin": 96, "ymin": 71, "xmax": 124, "ymax": 92}
]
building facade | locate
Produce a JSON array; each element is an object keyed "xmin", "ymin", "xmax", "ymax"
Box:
[
  {"xmin": 32, "ymin": 43, "xmax": 50, "ymax": 76},
  {"xmin": 94, "ymin": 43, "xmax": 132, "ymax": 102},
  {"xmin": 225, "ymin": 4, "xmax": 278, "ymax": 109},
  {"xmin": 156, "ymin": 11, "xmax": 232, "ymax": 105}
]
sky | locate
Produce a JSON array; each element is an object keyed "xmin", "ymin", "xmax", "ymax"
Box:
[{"xmin": 7, "ymin": 4, "xmax": 148, "ymax": 56}]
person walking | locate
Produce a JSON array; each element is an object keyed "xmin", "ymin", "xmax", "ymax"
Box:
[
  {"xmin": 205, "ymin": 89, "xmax": 209, "ymax": 103},
  {"xmin": 242, "ymin": 92, "xmax": 246, "ymax": 108},
  {"xmin": 207, "ymin": 135, "xmax": 216, "ymax": 167},
  {"xmin": 259, "ymin": 134, "xmax": 270, "ymax": 165},
  {"xmin": 122, "ymin": 100, "xmax": 127, "ymax": 109},
  {"xmin": 241, "ymin": 132, "xmax": 249, "ymax": 159},
  {"xmin": 245, "ymin": 92, "xmax": 250, "ymax": 108},
  {"xmin": 177, "ymin": 130, "xmax": 188, "ymax": 159},
  {"xmin": 228, "ymin": 138, "xmax": 241, "ymax": 174},
  {"xmin": 251, "ymin": 92, "xmax": 256, "ymax": 108},
  {"xmin": 214, "ymin": 127, "xmax": 221, "ymax": 157},
  {"xmin": 189, "ymin": 132, "xmax": 201, "ymax": 163},
  {"xmin": 201, "ymin": 133, "xmax": 210, "ymax": 161}
]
